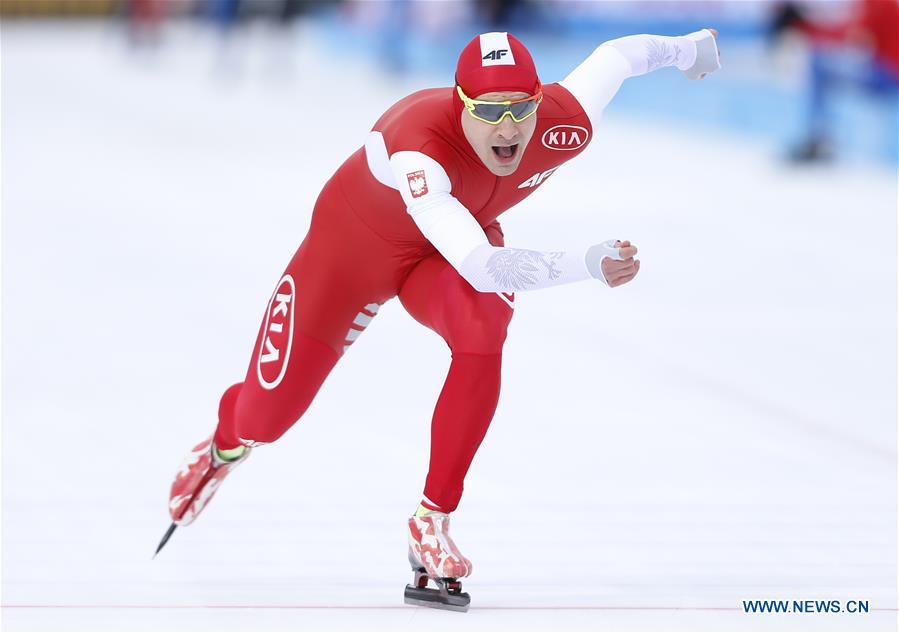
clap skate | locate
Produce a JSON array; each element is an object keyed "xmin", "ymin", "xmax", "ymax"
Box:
[
  {"xmin": 404, "ymin": 511, "xmax": 472, "ymax": 612},
  {"xmin": 153, "ymin": 435, "xmax": 251, "ymax": 556}
]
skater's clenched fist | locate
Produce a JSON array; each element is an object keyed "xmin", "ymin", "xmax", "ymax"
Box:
[{"xmin": 602, "ymin": 240, "xmax": 640, "ymax": 288}]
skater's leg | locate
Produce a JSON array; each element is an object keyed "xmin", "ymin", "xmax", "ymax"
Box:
[
  {"xmin": 169, "ymin": 234, "xmax": 353, "ymax": 527},
  {"xmin": 213, "ymin": 330, "xmax": 339, "ymax": 448},
  {"xmin": 168, "ymin": 184, "xmax": 396, "ymax": 529},
  {"xmin": 399, "ymin": 222, "xmax": 513, "ymax": 513},
  {"xmin": 214, "ymin": 231, "xmax": 384, "ymax": 450}
]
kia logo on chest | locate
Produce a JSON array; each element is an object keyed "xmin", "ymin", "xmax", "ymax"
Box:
[
  {"xmin": 541, "ymin": 125, "xmax": 589, "ymax": 151},
  {"xmin": 256, "ymin": 274, "xmax": 296, "ymax": 390}
]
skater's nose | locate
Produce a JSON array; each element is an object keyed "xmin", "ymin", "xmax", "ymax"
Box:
[{"xmin": 495, "ymin": 117, "xmax": 518, "ymax": 141}]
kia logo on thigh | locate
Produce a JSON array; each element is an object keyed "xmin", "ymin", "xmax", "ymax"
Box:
[{"xmin": 256, "ymin": 274, "xmax": 296, "ymax": 390}]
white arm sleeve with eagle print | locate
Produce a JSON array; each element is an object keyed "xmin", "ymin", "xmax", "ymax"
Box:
[
  {"xmin": 388, "ymin": 150, "xmax": 621, "ymax": 293},
  {"xmin": 560, "ymin": 30, "xmax": 720, "ymax": 126}
]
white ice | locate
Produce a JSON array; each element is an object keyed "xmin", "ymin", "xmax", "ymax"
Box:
[{"xmin": 1, "ymin": 21, "xmax": 896, "ymax": 632}]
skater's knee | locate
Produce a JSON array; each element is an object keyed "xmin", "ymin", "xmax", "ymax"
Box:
[
  {"xmin": 440, "ymin": 283, "xmax": 513, "ymax": 354},
  {"xmin": 218, "ymin": 383, "xmax": 243, "ymax": 422},
  {"xmin": 217, "ymin": 383, "xmax": 303, "ymax": 448},
  {"xmin": 455, "ymin": 301, "xmax": 511, "ymax": 353}
]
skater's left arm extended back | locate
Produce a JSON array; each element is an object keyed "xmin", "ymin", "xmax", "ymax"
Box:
[{"xmin": 559, "ymin": 29, "xmax": 721, "ymax": 127}]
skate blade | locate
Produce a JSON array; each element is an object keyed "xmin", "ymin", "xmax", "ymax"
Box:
[
  {"xmin": 152, "ymin": 522, "xmax": 178, "ymax": 558},
  {"xmin": 404, "ymin": 585, "xmax": 470, "ymax": 613}
]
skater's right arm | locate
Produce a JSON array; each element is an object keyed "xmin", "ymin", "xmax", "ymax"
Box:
[{"xmin": 389, "ymin": 149, "xmax": 638, "ymax": 292}]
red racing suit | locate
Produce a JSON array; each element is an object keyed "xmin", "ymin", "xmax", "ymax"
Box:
[{"xmin": 211, "ymin": 31, "xmax": 717, "ymax": 512}]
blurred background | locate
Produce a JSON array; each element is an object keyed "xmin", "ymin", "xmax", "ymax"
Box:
[
  {"xmin": 2, "ymin": 1, "xmax": 896, "ymax": 632},
  {"xmin": 2, "ymin": 0, "xmax": 897, "ymax": 162}
]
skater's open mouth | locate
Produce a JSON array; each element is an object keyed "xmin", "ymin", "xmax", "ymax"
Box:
[{"xmin": 491, "ymin": 143, "xmax": 518, "ymax": 163}]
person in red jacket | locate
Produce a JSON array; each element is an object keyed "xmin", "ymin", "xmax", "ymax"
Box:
[
  {"xmin": 773, "ymin": 0, "xmax": 899, "ymax": 161},
  {"xmin": 157, "ymin": 29, "xmax": 721, "ymax": 610}
]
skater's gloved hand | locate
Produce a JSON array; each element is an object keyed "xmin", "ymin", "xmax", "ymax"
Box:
[
  {"xmin": 682, "ymin": 28, "xmax": 721, "ymax": 80},
  {"xmin": 586, "ymin": 239, "xmax": 640, "ymax": 287}
]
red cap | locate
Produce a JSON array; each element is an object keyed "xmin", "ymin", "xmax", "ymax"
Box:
[{"xmin": 455, "ymin": 32, "xmax": 539, "ymax": 98}]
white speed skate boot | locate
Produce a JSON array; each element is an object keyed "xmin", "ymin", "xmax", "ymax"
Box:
[{"xmin": 404, "ymin": 508, "xmax": 472, "ymax": 612}]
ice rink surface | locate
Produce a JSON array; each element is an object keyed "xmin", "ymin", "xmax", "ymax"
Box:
[{"xmin": 2, "ymin": 21, "xmax": 896, "ymax": 632}]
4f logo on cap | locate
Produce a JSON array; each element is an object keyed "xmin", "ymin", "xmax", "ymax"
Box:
[
  {"xmin": 483, "ymin": 49, "xmax": 508, "ymax": 61},
  {"xmin": 406, "ymin": 170, "xmax": 428, "ymax": 198},
  {"xmin": 479, "ymin": 32, "xmax": 516, "ymax": 66}
]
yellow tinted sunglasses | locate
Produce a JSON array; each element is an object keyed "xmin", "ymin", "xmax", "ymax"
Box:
[{"xmin": 457, "ymin": 83, "xmax": 543, "ymax": 125}]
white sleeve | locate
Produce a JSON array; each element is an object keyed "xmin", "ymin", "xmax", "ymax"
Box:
[
  {"xmin": 388, "ymin": 150, "xmax": 620, "ymax": 292},
  {"xmin": 559, "ymin": 30, "xmax": 720, "ymax": 126}
]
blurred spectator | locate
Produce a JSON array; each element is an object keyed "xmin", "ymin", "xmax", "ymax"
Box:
[
  {"xmin": 771, "ymin": 0, "xmax": 899, "ymax": 162},
  {"xmin": 208, "ymin": 0, "xmax": 242, "ymax": 32},
  {"xmin": 480, "ymin": 0, "xmax": 525, "ymax": 27},
  {"xmin": 380, "ymin": 0, "xmax": 412, "ymax": 73},
  {"xmin": 125, "ymin": 0, "xmax": 166, "ymax": 47}
]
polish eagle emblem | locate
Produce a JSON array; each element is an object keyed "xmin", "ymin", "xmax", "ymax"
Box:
[
  {"xmin": 486, "ymin": 249, "xmax": 565, "ymax": 290},
  {"xmin": 406, "ymin": 170, "xmax": 429, "ymax": 198}
]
